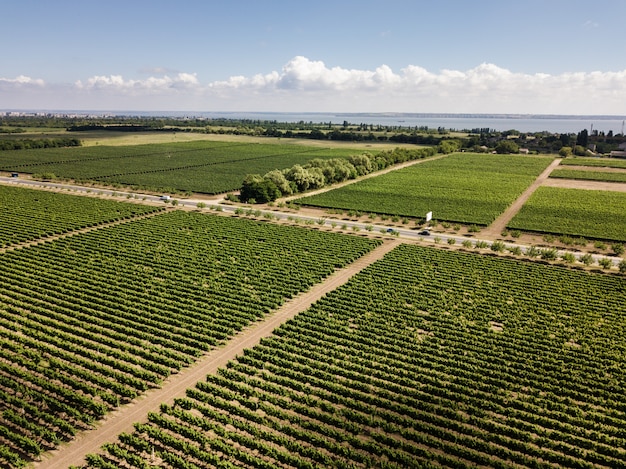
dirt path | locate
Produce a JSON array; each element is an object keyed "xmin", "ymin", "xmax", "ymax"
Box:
[
  {"xmin": 35, "ymin": 239, "xmax": 401, "ymax": 469},
  {"xmin": 482, "ymin": 158, "xmax": 561, "ymax": 237}
]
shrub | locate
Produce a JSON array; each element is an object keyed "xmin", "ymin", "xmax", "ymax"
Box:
[
  {"xmin": 540, "ymin": 248, "xmax": 559, "ymax": 260},
  {"xmin": 561, "ymin": 252, "xmax": 576, "ymax": 264},
  {"xmin": 594, "ymin": 241, "xmax": 607, "ymax": 250},
  {"xmin": 507, "ymin": 246, "xmax": 522, "ymax": 256},
  {"xmin": 579, "ymin": 253, "xmax": 593, "ymax": 265},
  {"xmin": 612, "ymin": 243, "xmax": 625, "ymax": 256},
  {"xmin": 598, "ymin": 258, "xmax": 613, "ymax": 270},
  {"xmin": 491, "ymin": 241, "xmax": 506, "ymax": 252},
  {"xmin": 525, "ymin": 246, "xmax": 540, "ymax": 258}
]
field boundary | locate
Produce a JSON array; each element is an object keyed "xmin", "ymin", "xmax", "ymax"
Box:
[
  {"xmin": 481, "ymin": 158, "xmax": 560, "ymax": 237},
  {"xmin": 35, "ymin": 239, "xmax": 401, "ymax": 469}
]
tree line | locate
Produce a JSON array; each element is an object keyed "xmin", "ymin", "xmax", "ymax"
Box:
[
  {"xmin": 0, "ymin": 137, "xmax": 81, "ymax": 151},
  {"xmin": 239, "ymin": 147, "xmax": 436, "ymax": 203}
]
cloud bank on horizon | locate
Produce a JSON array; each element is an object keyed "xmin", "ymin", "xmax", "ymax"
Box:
[{"xmin": 2, "ymin": 56, "xmax": 625, "ymax": 115}]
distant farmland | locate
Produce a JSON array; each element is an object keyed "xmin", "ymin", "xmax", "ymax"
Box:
[{"xmin": 0, "ymin": 141, "xmax": 367, "ymax": 194}]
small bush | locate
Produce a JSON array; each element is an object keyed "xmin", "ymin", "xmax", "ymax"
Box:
[
  {"xmin": 594, "ymin": 240, "xmax": 607, "ymax": 250},
  {"xmin": 491, "ymin": 241, "xmax": 506, "ymax": 253},
  {"xmin": 612, "ymin": 243, "xmax": 625, "ymax": 256},
  {"xmin": 579, "ymin": 253, "xmax": 593, "ymax": 265},
  {"xmin": 507, "ymin": 246, "xmax": 522, "ymax": 256},
  {"xmin": 447, "ymin": 238, "xmax": 456, "ymax": 245},
  {"xmin": 598, "ymin": 258, "xmax": 613, "ymax": 270},
  {"xmin": 540, "ymin": 248, "xmax": 559, "ymax": 260},
  {"xmin": 525, "ymin": 246, "xmax": 540, "ymax": 258},
  {"xmin": 561, "ymin": 252, "xmax": 576, "ymax": 263}
]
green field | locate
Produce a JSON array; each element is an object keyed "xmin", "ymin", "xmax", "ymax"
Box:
[
  {"xmin": 86, "ymin": 245, "xmax": 626, "ymax": 468},
  {"xmin": 0, "ymin": 185, "xmax": 163, "ymax": 247},
  {"xmin": 296, "ymin": 153, "xmax": 554, "ymax": 225},
  {"xmin": 508, "ymin": 186, "xmax": 626, "ymax": 241},
  {"xmin": 0, "ymin": 141, "xmax": 366, "ymax": 194},
  {"xmin": 0, "ymin": 209, "xmax": 380, "ymax": 466},
  {"xmin": 549, "ymin": 167, "xmax": 626, "ymax": 183},
  {"xmin": 560, "ymin": 157, "xmax": 626, "ymax": 169}
]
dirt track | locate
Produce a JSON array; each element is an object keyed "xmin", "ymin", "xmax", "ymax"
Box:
[
  {"xmin": 479, "ymin": 158, "xmax": 561, "ymax": 237},
  {"xmin": 35, "ymin": 239, "xmax": 401, "ymax": 469}
]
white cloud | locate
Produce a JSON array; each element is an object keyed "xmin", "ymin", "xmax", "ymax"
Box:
[
  {"xmin": 1, "ymin": 58, "xmax": 625, "ymax": 114},
  {"xmin": 75, "ymin": 72, "xmax": 199, "ymax": 93},
  {"xmin": 0, "ymin": 75, "xmax": 45, "ymax": 86}
]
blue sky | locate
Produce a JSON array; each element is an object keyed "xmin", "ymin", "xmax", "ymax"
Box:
[{"xmin": 2, "ymin": 0, "xmax": 625, "ymax": 114}]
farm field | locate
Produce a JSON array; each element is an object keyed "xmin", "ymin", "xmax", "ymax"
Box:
[
  {"xmin": 0, "ymin": 210, "xmax": 380, "ymax": 467},
  {"xmin": 295, "ymin": 153, "xmax": 554, "ymax": 225},
  {"xmin": 508, "ymin": 186, "xmax": 626, "ymax": 242},
  {"xmin": 549, "ymin": 167, "xmax": 626, "ymax": 183},
  {"xmin": 0, "ymin": 184, "xmax": 163, "ymax": 247},
  {"xmin": 560, "ymin": 157, "xmax": 626, "ymax": 169},
  {"xmin": 0, "ymin": 140, "xmax": 367, "ymax": 194},
  {"xmin": 84, "ymin": 244, "xmax": 626, "ymax": 469}
]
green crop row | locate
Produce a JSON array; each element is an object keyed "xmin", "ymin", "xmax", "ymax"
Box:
[
  {"xmin": 296, "ymin": 153, "xmax": 554, "ymax": 225},
  {"xmin": 508, "ymin": 186, "xmax": 626, "ymax": 242},
  {"xmin": 86, "ymin": 245, "xmax": 626, "ymax": 469},
  {"xmin": 560, "ymin": 157, "xmax": 626, "ymax": 169},
  {"xmin": 0, "ymin": 210, "xmax": 380, "ymax": 466},
  {"xmin": 0, "ymin": 140, "xmax": 365, "ymax": 194},
  {"xmin": 0, "ymin": 185, "xmax": 163, "ymax": 247},
  {"xmin": 549, "ymin": 167, "xmax": 626, "ymax": 183}
]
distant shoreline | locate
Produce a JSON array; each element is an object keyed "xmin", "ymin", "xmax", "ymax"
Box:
[
  {"xmin": 3, "ymin": 110, "xmax": 625, "ymax": 120},
  {"xmin": 3, "ymin": 110, "xmax": 626, "ymax": 133}
]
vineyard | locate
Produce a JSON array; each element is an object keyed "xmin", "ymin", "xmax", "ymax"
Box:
[
  {"xmin": 0, "ymin": 185, "xmax": 163, "ymax": 247},
  {"xmin": 295, "ymin": 153, "xmax": 553, "ymax": 225},
  {"xmin": 0, "ymin": 141, "xmax": 365, "ymax": 194},
  {"xmin": 508, "ymin": 186, "xmax": 626, "ymax": 242},
  {"xmin": 83, "ymin": 244, "xmax": 626, "ymax": 469},
  {"xmin": 560, "ymin": 157, "xmax": 626, "ymax": 169},
  {"xmin": 0, "ymin": 210, "xmax": 380, "ymax": 468},
  {"xmin": 549, "ymin": 167, "xmax": 626, "ymax": 183}
]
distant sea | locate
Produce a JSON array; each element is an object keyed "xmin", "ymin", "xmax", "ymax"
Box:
[
  {"xmin": 150, "ymin": 112, "xmax": 626, "ymax": 134},
  {"xmin": 10, "ymin": 110, "xmax": 626, "ymax": 134},
  {"xmin": 198, "ymin": 113, "xmax": 626, "ymax": 134}
]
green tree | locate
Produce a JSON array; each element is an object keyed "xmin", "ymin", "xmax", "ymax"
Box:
[
  {"xmin": 576, "ymin": 129, "xmax": 588, "ymax": 147},
  {"xmin": 558, "ymin": 146, "xmax": 573, "ymax": 157},
  {"xmin": 573, "ymin": 145, "xmax": 587, "ymax": 156},
  {"xmin": 495, "ymin": 140, "xmax": 519, "ymax": 154},
  {"xmin": 437, "ymin": 139, "xmax": 461, "ymax": 154},
  {"xmin": 240, "ymin": 174, "xmax": 280, "ymax": 203},
  {"xmin": 263, "ymin": 169, "xmax": 292, "ymax": 196}
]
